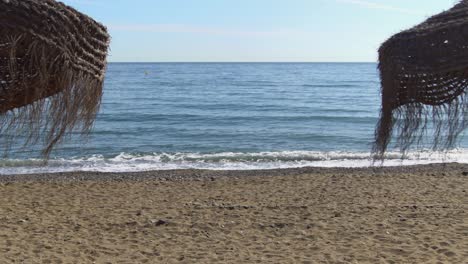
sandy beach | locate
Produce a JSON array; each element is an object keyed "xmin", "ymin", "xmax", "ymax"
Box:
[{"xmin": 0, "ymin": 163, "xmax": 466, "ymax": 263}]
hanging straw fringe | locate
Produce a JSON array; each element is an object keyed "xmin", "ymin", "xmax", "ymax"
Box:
[
  {"xmin": 373, "ymin": 0, "xmax": 468, "ymax": 160},
  {"xmin": 0, "ymin": 0, "xmax": 110, "ymax": 157}
]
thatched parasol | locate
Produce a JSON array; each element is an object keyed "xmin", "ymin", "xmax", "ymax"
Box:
[
  {"xmin": 0, "ymin": 0, "xmax": 110, "ymax": 156},
  {"xmin": 373, "ymin": 0, "xmax": 468, "ymax": 159}
]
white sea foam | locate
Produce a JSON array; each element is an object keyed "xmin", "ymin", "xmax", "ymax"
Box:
[{"xmin": 0, "ymin": 149, "xmax": 467, "ymax": 175}]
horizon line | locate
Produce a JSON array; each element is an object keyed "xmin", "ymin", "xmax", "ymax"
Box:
[{"xmin": 107, "ymin": 61, "xmax": 377, "ymax": 63}]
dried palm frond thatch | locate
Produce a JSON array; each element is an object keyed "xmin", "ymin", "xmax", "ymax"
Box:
[
  {"xmin": 0, "ymin": 0, "xmax": 110, "ymax": 157},
  {"xmin": 373, "ymin": 0, "xmax": 468, "ymax": 159}
]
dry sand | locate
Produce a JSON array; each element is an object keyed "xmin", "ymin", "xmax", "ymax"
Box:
[{"xmin": 0, "ymin": 164, "xmax": 466, "ymax": 263}]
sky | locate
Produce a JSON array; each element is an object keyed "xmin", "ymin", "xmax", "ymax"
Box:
[{"xmin": 61, "ymin": 0, "xmax": 457, "ymax": 62}]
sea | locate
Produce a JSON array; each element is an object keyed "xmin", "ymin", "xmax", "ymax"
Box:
[{"xmin": 1, "ymin": 62, "xmax": 468, "ymax": 174}]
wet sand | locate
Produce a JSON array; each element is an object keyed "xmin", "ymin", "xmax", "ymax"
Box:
[{"xmin": 0, "ymin": 163, "xmax": 466, "ymax": 263}]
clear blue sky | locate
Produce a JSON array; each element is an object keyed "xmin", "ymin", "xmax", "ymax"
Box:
[{"xmin": 62, "ymin": 0, "xmax": 456, "ymax": 62}]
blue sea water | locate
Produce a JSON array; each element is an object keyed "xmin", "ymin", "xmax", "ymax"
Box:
[{"xmin": 2, "ymin": 63, "xmax": 468, "ymax": 174}]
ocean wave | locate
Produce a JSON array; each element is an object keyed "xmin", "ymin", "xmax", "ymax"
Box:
[
  {"xmin": 302, "ymin": 84, "xmax": 358, "ymax": 88},
  {"xmin": 0, "ymin": 149, "xmax": 467, "ymax": 175}
]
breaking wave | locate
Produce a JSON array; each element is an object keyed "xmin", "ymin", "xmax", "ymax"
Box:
[{"xmin": 0, "ymin": 149, "xmax": 467, "ymax": 175}]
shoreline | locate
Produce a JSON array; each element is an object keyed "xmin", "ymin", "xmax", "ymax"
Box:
[
  {"xmin": 0, "ymin": 162, "xmax": 465, "ymax": 182},
  {"xmin": 2, "ymin": 148, "xmax": 466, "ymax": 176},
  {"xmin": 0, "ymin": 163, "xmax": 466, "ymax": 262}
]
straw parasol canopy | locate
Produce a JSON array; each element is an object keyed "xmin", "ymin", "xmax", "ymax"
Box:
[
  {"xmin": 373, "ymin": 0, "xmax": 468, "ymax": 159},
  {"xmin": 0, "ymin": 0, "xmax": 110, "ymax": 156}
]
